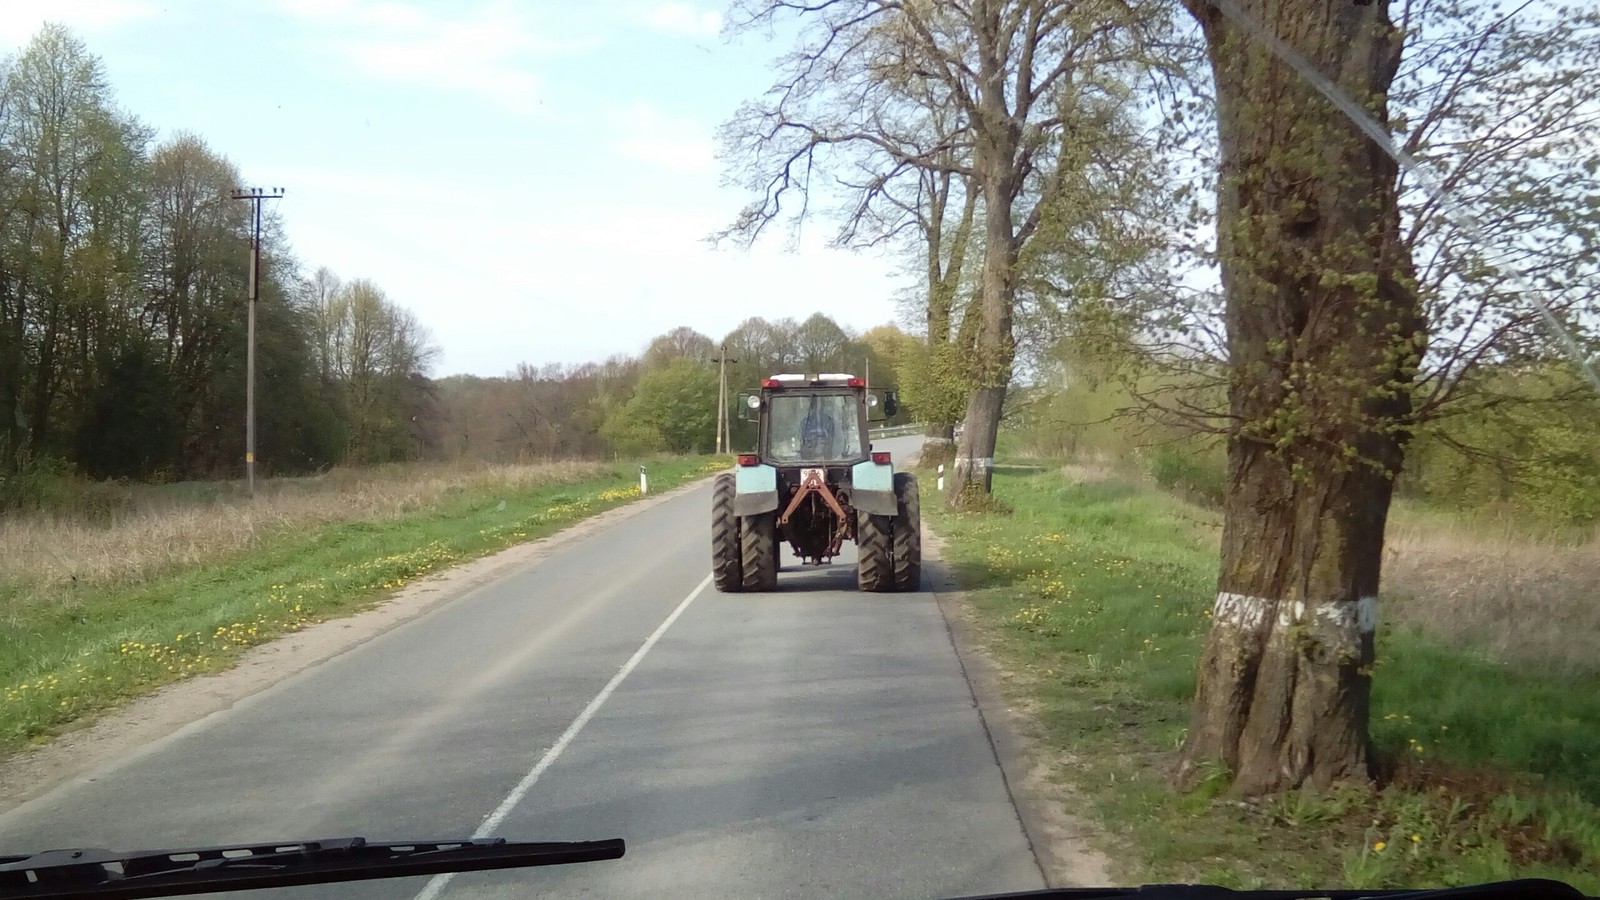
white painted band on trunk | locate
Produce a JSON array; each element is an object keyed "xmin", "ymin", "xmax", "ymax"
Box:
[
  {"xmin": 1316, "ymin": 603, "xmax": 1350, "ymax": 627},
  {"xmin": 955, "ymin": 457, "xmax": 994, "ymax": 470},
  {"xmin": 1214, "ymin": 592, "xmax": 1269, "ymax": 629},
  {"xmin": 1213, "ymin": 592, "xmax": 1377, "ymax": 634}
]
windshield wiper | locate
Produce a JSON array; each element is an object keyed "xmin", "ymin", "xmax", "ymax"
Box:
[{"xmin": 0, "ymin": 835, "xmax": 623, "ymax": 899}]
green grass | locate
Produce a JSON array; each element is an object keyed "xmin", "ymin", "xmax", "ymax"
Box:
[
  {"xmin": 0, "ymin": 456, "xmax": 724, "ymax": 758},
  {"xmin": 926, "ymin": 462, "xmax": 1600, "ymax": 891}
]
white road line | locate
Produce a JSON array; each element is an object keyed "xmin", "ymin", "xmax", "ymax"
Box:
[{"xmin": 412, "ymin": 572, "xmax": 714, "ymax": 900}]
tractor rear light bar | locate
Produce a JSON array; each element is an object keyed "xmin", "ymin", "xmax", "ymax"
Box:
[
  {"xmin": 737, "ymin": 454, "xmax": 760, "ymax": 466},
  {"xmin": 871, "ymin": 451, "xmax": 891, "ymax": 464},
  {"xmin": 761, "ymin": 373, "xmax": 865, "ymax": 388}
]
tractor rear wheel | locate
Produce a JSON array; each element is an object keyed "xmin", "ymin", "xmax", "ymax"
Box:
[
  {"xmin": 740, "ymin": 511, "xmax": 779, "ymax": 591},
  {"xmin": 711, "ymin": 473, "xmax": 742, "ymax": 592},
  {"xmin": 856, "ymin": 512, "xmax": 892, "ymax": 592},
  {"xmin": 892, "ymin": 473, "xmax": 922, "ymax": 592}
]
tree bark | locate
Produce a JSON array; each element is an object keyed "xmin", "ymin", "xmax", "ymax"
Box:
[
  {"xmin": 1177, "ymin": 0, "xmax": 1423, "ymax": 794},
  {"xmin": 948, "ymin": 1, "xmax": 1020, "ymax": 506}
]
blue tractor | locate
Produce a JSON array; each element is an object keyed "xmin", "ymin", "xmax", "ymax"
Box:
[{"xmin": 711, "ymin": 374, "xmax": 921, "ymax": 592}]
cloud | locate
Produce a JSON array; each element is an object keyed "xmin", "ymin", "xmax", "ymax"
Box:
[
  {"xmin": 0, "ymin": 0, "xmax": 158, "ymax": 44},
  {"xmin": 638, "ymin": 1, "xmax": 722, "ymax": 38},
  {"xmin": 276, "ymin": 0, "xmax": 594, "ymax": 114},
  {"xmin": 607, "ymin": 102, "xmax": 716, "ymax": 173}
]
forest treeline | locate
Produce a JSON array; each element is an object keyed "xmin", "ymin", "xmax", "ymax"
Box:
[{"xmin": 0, "ymin": 26, "xmax": 910, "ymax": 511}]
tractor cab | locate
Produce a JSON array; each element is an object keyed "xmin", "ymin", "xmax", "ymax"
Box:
[{"xmin": 741, "ymin": 374, "xmax": 898, "ymax": 466}]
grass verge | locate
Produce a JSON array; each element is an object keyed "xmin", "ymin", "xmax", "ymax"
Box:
[
  {"xmin": 0, "ymin": 456, "xmax": 724, "ymax": 759},
  {"xmin": 925, "ymin": 463, "xmax": 1600, "ymax": 891}
]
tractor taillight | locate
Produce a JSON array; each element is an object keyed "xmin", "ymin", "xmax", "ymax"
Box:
[
  {"xmin": 762, "ymin": 378, "xmax": 780, "ymax": 388},
  {"xmin": 871, "ymin": 451, "xmax": 891, "ymax": 464},
  {"xmin": 737, "ymin": 454, "xmax": 760, "ymax": 466},
  {"xmin": 847, "ymin": 377, "xmax": 865, "ymax": 387}
]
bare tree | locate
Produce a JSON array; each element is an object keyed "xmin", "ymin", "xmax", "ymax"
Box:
[
  {"xmin": 1391, "ymin": 0, "xmax": 1600, "ymax": 423},
  {"xmin": 720, "ymin": 0, "xmax": 1162, "ymax": 504}
]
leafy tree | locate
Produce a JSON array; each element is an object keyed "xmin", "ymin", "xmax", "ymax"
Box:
[
  {"xmin": 308, "ymin": 277, "xmax": 438, "ymax": 464},
  {"xmin": 642, "ymin": 325, "xmax": 714, "ymax": 369},
  {"xmin": 1175, "ymin": 0, "xmax": 1421, "ymax": 795},
  {"xmin": 602, "ymin": 357, "xmax": 717, "ymax": 455},
  {"xmin": 0, "ymin": 24, "xmax": 149, "ymax": 466}
]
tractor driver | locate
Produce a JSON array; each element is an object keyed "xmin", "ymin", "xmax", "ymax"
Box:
[{"xmin": 800, "ymin": 402, "xmax": 837, "ymax": 459}]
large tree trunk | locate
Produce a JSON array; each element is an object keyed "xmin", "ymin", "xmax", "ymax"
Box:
[
  {"xmin": 948, "ymin": 169, "xmax": 1016, "ymax": 502},
  {"xmin": 922, "ymin": 171, "xmax": 974, "ymax": 473},
  {"xmin": 948, "ymin": 12, "xmax": 1019, "ymax": 506},
  {"xmin": 1177, "ymin": 0, "xmax": 1423, "ymax": 794}
]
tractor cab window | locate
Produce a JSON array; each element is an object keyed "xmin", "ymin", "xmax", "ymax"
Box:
[{"xmin": 766, "ymin": 393, "xmax": 863, "ymax": 463}]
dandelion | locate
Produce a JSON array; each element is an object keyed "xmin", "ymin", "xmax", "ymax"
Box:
[
  {"xmin": 1373, "ymin": 841, "xmax": 1387, "ymax": 852},
  {"xmin": 1410, "ymin": 834, "xmax": 1420, "ymax": 843}
]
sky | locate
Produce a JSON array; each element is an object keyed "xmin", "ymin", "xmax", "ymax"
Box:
[{"xmin": 0, "ymin": 0, "xmax": 912, "ymax": 377}]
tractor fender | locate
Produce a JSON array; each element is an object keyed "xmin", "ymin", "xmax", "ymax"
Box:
[
  {"xmin": 851, "ymin": 459, "xmax": 898, "ymax": 516},
  {"xmin": 733, "ymin": 463, "xmax": 778, "ymax": 516}
]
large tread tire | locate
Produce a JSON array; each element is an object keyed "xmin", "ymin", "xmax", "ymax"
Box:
[
  {"xmin": 711, "ymin": 473, "xmax": 742, "ymax": 592},
  {"xmin": 740, "ymin": 512, "xmax": 779, "ymax": 591},
  {"xmin": 892, "ymin": 473, "xmax": 922, "ymax": 592},
  {"xmin": 856, "ymin": 512, "xmax": 893, "ymax": 593}
]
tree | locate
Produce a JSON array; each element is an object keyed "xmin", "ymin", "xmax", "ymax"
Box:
[
  {"xmin": 642, "ymin": 325, "xmax": 714, "ymax": 369},
  {"xmin": 793, "ymin": 312, "xmax": 852, "ymax": 372},
  {"xmin": 1390, "ymin": 0, "xmax": 1600, "ymax": 426},
  {"xmin": 1174, "ymin": 0, "xmax": 1422, "ymax": 794},
  {"xmin": 0, "ymin": 24, "xmax": 436, "ymax": 492},
  {"xmin": 602, "ymin": 357, "xmax": 717, "ymax": 455},
  {"xmin": 312, "ymin": 277, "xmax": 438, "ymax": 464},
  {"xmin": 721, "ymin": 0, "xmax": 1164, "ymax": 504},
  {"xmin": 1, "ymin": 24, "xmax": 149, "ymax": 466}
]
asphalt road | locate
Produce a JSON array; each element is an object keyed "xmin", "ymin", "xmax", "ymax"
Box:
[{"xmin": 0, "ymin": 435, "xmax": 1044, "ymax": 899}]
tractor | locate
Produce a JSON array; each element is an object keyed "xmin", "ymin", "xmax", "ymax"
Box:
[{"xmin": 711, "ymin": 373, "xmax": 921, "ymax": 593}]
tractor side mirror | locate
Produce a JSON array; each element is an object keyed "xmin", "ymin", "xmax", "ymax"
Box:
[
  {"xmin": 866, "ymin": 391, "xmax": 885, "ymax": 422},
  {"xmin": 737, "ymin": 392, "xmax": 761, "ymax": 422}
]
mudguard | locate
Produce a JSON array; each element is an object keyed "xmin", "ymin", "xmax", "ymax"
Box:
[
  {"xmin": 733, "ymin": 463, "xmax": 778, "ymax": 516},
  {"xmin": 851, "ymin": 459, "xmax": 898, "ymax": 516}
]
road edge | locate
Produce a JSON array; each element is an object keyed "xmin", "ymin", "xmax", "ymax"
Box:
[
  {"xmin": 0, "ymin": 473, "xmax": 718, "ymax": 814},
  {"xmin": 924, "ymin": 522, "xmax": 1115, "ymax": 888}
]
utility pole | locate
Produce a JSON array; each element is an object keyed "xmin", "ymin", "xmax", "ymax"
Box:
[
  {"xmin": 711, "ymin": 345, "xmax": 738, "ymax": 454},
  {"xmin": 231, "ymin": 187, "xmax": 284, "ymax": 496}
]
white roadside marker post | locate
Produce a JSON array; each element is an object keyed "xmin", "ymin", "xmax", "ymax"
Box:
[
  {"xmin": 640, "ymin": 466, "xmax": 648, "ymax": 495},
  {"xmin": 937, "ymin": 464, "xmax": 945, "ymax": 492}
]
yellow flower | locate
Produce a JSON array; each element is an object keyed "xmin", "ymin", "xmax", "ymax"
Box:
[
  {"xmin": 1373, "ymin": 841, "xmax": 1387, "ymax": 852},
  {"xmin": 1410, "ymin": 834, "xmax": 1420, "ymax": 843}
]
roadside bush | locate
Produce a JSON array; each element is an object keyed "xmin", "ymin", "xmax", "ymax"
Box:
[
  {"xmin": 1147, "ymin": 442, "xmax": 1227, "ymax": 507},
  {"xmin": 0, "ymin": 454, "xmax": 135, "ymax": 522}
]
